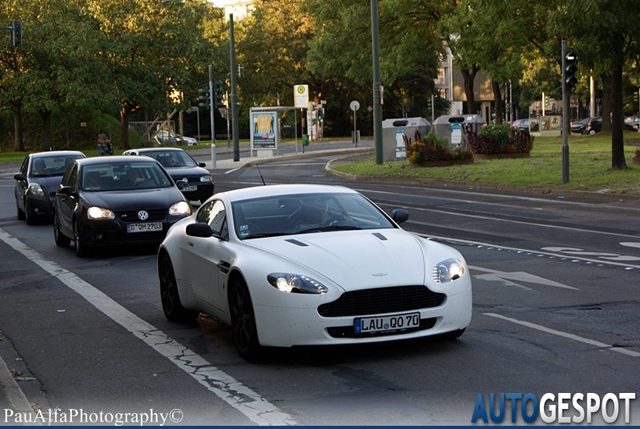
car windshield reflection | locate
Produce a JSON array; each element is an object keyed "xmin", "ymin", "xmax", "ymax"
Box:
[
  {"xmin": 82, "ymin": 162, "xmax": 173, "ymax": 191},
  {"xmin": 232, "ymin": 192, "xmax": 396, "ymax": 240}
]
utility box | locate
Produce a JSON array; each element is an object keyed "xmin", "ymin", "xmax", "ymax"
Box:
[
  {"xmin": 433, "ymin": 115, "xmax": 486, "ymax": 149},
  {"xmin": 382, "ymin": 117, "xmax": 431, "ymax": 162}
]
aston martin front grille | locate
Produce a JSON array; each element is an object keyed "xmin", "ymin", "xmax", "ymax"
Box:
[{"xmin": 318, "ymin": 285, "xmax": 446, "ymax": 318}]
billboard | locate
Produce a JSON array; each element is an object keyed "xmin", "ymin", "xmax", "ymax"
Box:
[{"xmin": 250, "ymin": 111, "xmax": 278, "ymax": 150}]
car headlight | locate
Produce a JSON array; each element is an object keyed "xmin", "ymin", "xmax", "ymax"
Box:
[
  {"xmin": 87, "ymin": 206, "xmax": 115, "ymax": 220},
  {"xmin": 267, "ymin": 273, "xmax": 329, "ymax": 294},
  {"xmin": 169, "ymin": 201, "xmax": 191, "ymax": 216},
  {"xmin": 433, "ymin": 258, "xmax": 465, "ymax": 284},
  {"xmin": 27, "ymin": 183, "xmax": 45, "ymax": 197},
  {"xmin": 200, "ymin": 175, "xmax": 212, "ymax": 182}
]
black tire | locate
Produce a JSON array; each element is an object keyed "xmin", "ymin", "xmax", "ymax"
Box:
[
  {"xmin": 229, "ymin": 278, "xmax": 261, "ymax": 360},
  {"xmin": 24, "ymin": 201, "xmax": 36, "ymax": 225},
  {"xmin": 159, "ymin": 254, "xmax": 199, "ymax": 323},
  {"xmin": 16, "ymin": 202, "xmax": 25, "ymax": 220},
  {"xmin": 439, "ymin": 328, "xmax": 466, "ymax": 340},
  {"xmin": 73, "ymin": 220, "xmax": 89, "ymax": 257},
  {"xmin": 54, "ymin": 215, "xmax": 70, "ymax": 247}
]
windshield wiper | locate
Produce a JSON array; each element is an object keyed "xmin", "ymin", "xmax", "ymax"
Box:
[{"xmin": 296, "ymin": 225, "xmax": 362, "ymax": 234}]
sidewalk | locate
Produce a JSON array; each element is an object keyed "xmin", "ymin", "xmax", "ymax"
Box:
[{"xmin": 186, "ymin": 139, "xmax": 374, "ymax": 171}]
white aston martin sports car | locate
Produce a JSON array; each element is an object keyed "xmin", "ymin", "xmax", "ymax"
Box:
[{"xmin": 158, "ymin": 184, "xmax": 472, "ymax": 359}]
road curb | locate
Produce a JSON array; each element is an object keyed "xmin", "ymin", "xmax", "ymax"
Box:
[
  {"xmin": 324, "ymin": 155, "xmax": 640, "ymax": 203},
  {"xmin": 0, "ymin": 354, "xmax": 39, "ymax": 424}
]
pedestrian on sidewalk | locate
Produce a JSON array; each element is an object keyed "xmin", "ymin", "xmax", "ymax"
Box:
[{"xmin": 97, "ymin": 130, "xmax": 107, "ymax": 156}]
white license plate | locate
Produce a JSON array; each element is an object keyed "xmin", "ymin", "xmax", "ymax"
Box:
[
  {"xmin": 127, "ymin": 222, "xmax": 163, "ymax": 233},
  {"xmin": 183, "ymin": 185, "xmax": 197, "ymax": 192},
  {"xmin": 354, "ymin": 312, "xmax": 420, "ymax": 334}
]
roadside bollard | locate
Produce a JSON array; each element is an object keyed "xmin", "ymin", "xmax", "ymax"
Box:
[{"xmin": 211, "ymin": 142, "xmax": 216, "ymax": 170}]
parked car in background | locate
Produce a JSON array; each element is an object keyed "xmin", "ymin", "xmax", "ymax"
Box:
[
  {"xmin": 123, "ymin": 147, "xmax": 214, "ymax": 203},
  {"xmin": 53, "ymin": 156, "xmax": 191, "ymax": 257},
  {"xmin": 510, "ymin": 118, "xmax": 539, "ymax": 133},
  {"xmin": 571, "ymin": 117, "xmax": 602, "ymax": 135},
  {"xmin": 158, "ymin": 184, "xmax": 472, "ymax": 359},
  {"xmin": 624, "ymin": 116, "xmax": 639, "ymax": 131},
  {"xmin": 14, "ymin": 151, "xmax": 85, "ymax": 224},
  {"xmin": 153, "ymin": 130, "xmax": 198, "ymax": 146}
]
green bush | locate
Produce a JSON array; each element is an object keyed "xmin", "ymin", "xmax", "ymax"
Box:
[
  {"xmin": 468, "ymin": 122, "xmax": 533, "ymax": 154},
  {"xmin": 408, "ymin": 132, "xmax": 473, "ymax": 164}
]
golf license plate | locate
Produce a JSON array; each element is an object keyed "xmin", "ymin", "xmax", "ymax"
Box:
[
  {"xmin": 183, "ymin": 185, "xmax": 197, "ymax": 192},
  {"xmin": 354, "ymin": 312, "xmax": 420, "ymax": 334},
  {"xmin": 127, "ymin": 222, "xmax": 163, "ymax": 233}
]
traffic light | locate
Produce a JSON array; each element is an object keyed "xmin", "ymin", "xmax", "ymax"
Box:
[
  {"xmin": 214, "ymin": 80, "xmax": 225, "ymax": 108},
  {"xmin": 634, "ymin": 90, "xmax": 639, "ymax": 103},
  {"xmin": 11, "ymin": 21, "xmax": 21, "ymax": 47},
  {"xmin": 565, "ymin": 52, "xmax": 578, "ymax": 90},
  {"xmin": 318, "ymin": 107, "xmax": 324, "ymax": 121},
  {"xmin": 198, "ymin": 88, "xmax": 210, "ymax": 109}
]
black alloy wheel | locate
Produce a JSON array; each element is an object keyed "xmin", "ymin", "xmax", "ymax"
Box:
[
  {"xmin": 159, "ymin": 254, "xmax": 198, "ymax": 323},
  {"xmin": 53, "ymin": 215, "xmax": 70, "ymax": 247},
  {"xmin": 16, "ymin": 201, "xmax": 25, "ymax": 220},
  {"xmin": 229, "ymin": 279, "xmax": 261, "ymax": 360},
  {"xmin": 73, "ymin": 220, "xmax": 89, "ymax": 257}
]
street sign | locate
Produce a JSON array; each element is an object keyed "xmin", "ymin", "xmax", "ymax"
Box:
[
  {"xmin": 294, "ymin": 85, "xmax": 309, "ymax": 109},
  {"xmin": 350, "ymin": 100, "xmax": 360, "ymax": 111}
]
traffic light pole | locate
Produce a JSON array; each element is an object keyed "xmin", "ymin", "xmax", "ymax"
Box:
[
  {"xmin": 370, "ymin": 0, "xmax": 383, "ymax": 165},
  {"xmin": 208, "ymin": 64, "xmax": 216, "ymax": 169},
  {"xmin": 561, "ymin": 40, "xmax": 569, "ymax": 184},
  {"xmin": 229, "ymin": 14, "xmax": 240, "ymax": 162}
]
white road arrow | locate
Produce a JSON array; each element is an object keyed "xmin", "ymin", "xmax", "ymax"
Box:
[{"xmin": 469, "ymin": 265, "xmax": 579, "ymax": 290}]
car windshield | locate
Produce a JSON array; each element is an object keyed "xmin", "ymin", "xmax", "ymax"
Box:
[
  {"xmin": 139, "ymin": 150, "xmax": 198, "ymax": 168},
  {"xmin": 81, "ymin": 162, "xmax": 173, "ymax": 191},
  {"xmin": 30, "ymin": 154, "xmax": 83, "ymax": 178},
  {"xmin": 232, "ymin": 192, "xmax": 396, "ymax": 240}
]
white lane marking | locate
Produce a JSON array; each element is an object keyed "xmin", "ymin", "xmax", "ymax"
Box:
[
  {"xmin": 404, "ymin": 207, "xmax": 638, "ymax": 240},
  {"xmin": 469, "ymin": 266, "xmax": 578, "ymax": 290},
  {"xmin": 541, "ymin": 246, "xmax": 640, "ymax": 262},
  {"xmin": 484, "ymin": 313, "xmax": 640, "ymax": 358},
  {"xmin": 0, "ymin": 229, "xmax": 296, "ymax": 426},
  {"xmin": 620, "ymin": 242, "xmax": 640, "ymax": 249},
  {"xmin": 417, "ymin": 233, "xmax": 640, "ymax": 270}
]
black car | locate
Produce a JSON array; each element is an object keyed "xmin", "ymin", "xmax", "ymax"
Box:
[
  {"xmin": 14, "ymin": 151, "xmax": 86, "ymax": 224},
  {"xmin": 53, "ymin": 156, "xmax": 192, "ymax": 257},
  {"xmin": 570, "ymin": 117, "xmax": 602, "ymax": 135},
  {"xmin": 123, "ymin": 147, "xmax": 214, "ymax": 203}
]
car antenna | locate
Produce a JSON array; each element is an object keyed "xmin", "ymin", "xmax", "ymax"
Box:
[{"xmin": 255, "ymin": 164, "xmax": 266, "ymax": 186}]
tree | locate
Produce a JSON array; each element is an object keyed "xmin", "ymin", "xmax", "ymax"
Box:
[
  {"xmin": 84, "ymin": 0, "xmax": 222, "ymax": 149},
  {"xmin": 551, "ymin": 0, "xmax": 640, "ymax": 170}
]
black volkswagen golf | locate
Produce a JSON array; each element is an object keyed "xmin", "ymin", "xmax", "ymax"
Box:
[{"xmin": 54, "ymin": 156, "xmax": 192, "ymax": 257}]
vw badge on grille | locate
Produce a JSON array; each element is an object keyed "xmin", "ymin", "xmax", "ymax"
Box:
[{"xmin": 137, "ymin": 210, "xmax": 149, "ymax": 221}]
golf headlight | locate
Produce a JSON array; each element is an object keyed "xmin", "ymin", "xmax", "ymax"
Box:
[
  {"xmin": 27, "ymin": 183, "xmax": 45, "ymax": 197},
  {"xmin": 267, "ymin": 273, "xmax": 329, "ymax": 294},
  {"xmin": 169, "ymin": 201, "xmax": 191, "ymax": 216},
  {"xmin": 433, "ymin": 258, "xmax": 465, "ymax": 284},
  {"xmin": 87, "ymin": 206, "xmax": 115, "ymax": 220},
  {"xmin": 200, "ymin": 175, "xmax": 212, "ymax": 182}
]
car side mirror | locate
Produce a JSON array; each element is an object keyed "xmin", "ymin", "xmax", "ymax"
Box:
[
  {"xmin": 392, "ymin": 209, "xmax": 409, "ymax": 224},
  {"xmin": 198, "ymin": 162, "xmax": 206, "ymax": 168},
  {"xmin": 14, "ymin": 173, "xmax": 26, "ymax": 181},
  {"xmin": 176, "ymin": 179, "xmax": 187, "ymax": 190},
  {"xmin": 186, "ymin": 223, "xmax": 213, "ymax": 238},
  {"xmin": 57, "ymin": 186, "xmax": 74, "ymax": 196}
]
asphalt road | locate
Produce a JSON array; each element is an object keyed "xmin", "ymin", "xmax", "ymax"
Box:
[{"xmin": 0, "ymin": 148, "xmax": 639, "ymax": 426}]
